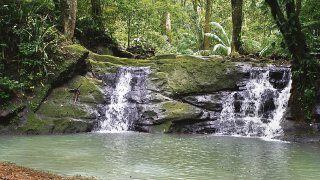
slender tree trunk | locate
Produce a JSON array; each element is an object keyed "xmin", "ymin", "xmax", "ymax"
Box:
[
  {"xmin": 204, "ymin": 0, "xmax": 212, "ymax": 50},
  {"xmin": 192, "ymin": 0, "xmax": 204, "ymax": 50},
  {"xmin": 61, "ymin": 0, "xmax": 77, "ymax": 40},
  {"xmin": 265, "ymin": 0, "xmax": 319, "ymax": 121},
  {"xmin": 127, "ymin": 17, "xmax": 131, "ymax": 48},
  {"xmin": 231, "ymin": 0, "xmax": 244, "ymax": 54},
  {"xmin": 91, "ymin": 0, "xmax": 104, "ymax": 31},
  {"xmin": 162, "ymin": 12, "xmax": 172, "ymax": 43}
]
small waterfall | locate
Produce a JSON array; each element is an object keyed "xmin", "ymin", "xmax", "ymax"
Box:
[
  {"xmin": 217, "ymin": 67, "xmax": 292, "ymax": 138},
  {"xmin": 98, "ymin": 67, "xmax": 150, "ymax": 133}
]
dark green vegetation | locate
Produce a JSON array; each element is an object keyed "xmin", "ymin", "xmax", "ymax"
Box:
[{"xmin": 0, "ymin": 0, "xmax": 319, "ymax": 129}]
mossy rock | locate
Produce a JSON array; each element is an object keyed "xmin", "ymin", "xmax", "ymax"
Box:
[
  {"xmin": 52, "ymin": 119, "xmax": 93, "ymax": 134},
  {"xmin": 18, "ymin": 112, "xmax": 93, "ymax": 134},
  {"xmin": 160, "ymin": 101, "xmax": 203, "ymax": 122},
  {"xmin": 152, "ymin": 58, "xmax": 243, "ymax": 97},
  {"xmin": 75, "ymin": 43, "xmax": 244, "ymax": 97},
  {"xmin": 66, "ymin": 45, "xmax": 243, "ymax": 98},
  {"xmin": 64, "ymin": 44, "xmax": 90, "ymax": 56},
  {"xmin": 18, "ymin": 112, "xmax": 53, "ymax": 134},
  {"xmin": 149, "ymin": 121, "xmax": 173, "ymax": 133},
  {"xmin": 67, "ymin": 75, "xmax": 104, "ymax": 104},
  {"xmin": 151, "ymin": 54, "xmax": 177, "ymax": 60},
  {"xmin": 35, "ymin": 74, "xmax": 103, "ymax": 120},
  {"xmin": 37, "ymin": 102, "xmax": 91, "ymax": 119}
]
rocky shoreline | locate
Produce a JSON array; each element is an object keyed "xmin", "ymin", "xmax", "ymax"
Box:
[{"xmin": 0, "ymin": 162, "xmax": 93, "ymax": 180}]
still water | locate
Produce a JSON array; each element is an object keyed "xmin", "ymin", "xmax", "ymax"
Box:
[{"xmin": 0, "ymin": 133, "xmax": 320, "ymax": 179}]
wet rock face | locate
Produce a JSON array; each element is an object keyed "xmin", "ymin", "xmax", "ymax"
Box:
[
  {"xmin": 90, "ymin": 59, "xmax": 292, "ymax": 135},
  {"xmin": 182, "ymin": 93, "xmax": 227, "ymax": 112},
  {"xmin": 259, "ymin": 89, "xmax": 276, "ymax": 118},
  {"xmin": 269, "ymin": 69, "xmax": 291, "ymax": 89},
  {"xmin": 134, "ymin": 65, "xmax": 292, "ymax": 135}
]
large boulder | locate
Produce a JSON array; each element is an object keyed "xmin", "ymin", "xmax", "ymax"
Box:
[{"xmin": 16, "ymin": 75, "xmax": 103, "ymax": 134}]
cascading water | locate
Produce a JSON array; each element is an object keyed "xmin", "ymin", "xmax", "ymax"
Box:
[
  {"xmin": 216, "ymin": 67, "xmax": 292, "ymax": 138},
  {"xmin": 98, "ymin": 67, "xmax": 150, "ymax": 133}
]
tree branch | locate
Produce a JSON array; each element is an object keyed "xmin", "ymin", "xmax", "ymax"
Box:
[{"xmin": 265, "ymin": 0, "xmax": 288, "ymax": 36}]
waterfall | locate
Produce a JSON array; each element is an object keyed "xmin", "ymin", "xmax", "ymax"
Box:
[
  {"xmin": 98, "ymin": 67, "xmax": 150, "ymax": 133},
  {"xmin": 217, "ymin": 67, "xmax": 292, "ymax": 138}
]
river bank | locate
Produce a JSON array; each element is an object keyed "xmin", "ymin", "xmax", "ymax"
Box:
[{"xmin": 0, "ymin": 162, "xmax": 93, "ymax": 180}]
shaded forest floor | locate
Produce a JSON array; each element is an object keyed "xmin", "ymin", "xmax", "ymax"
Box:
[{"xmin": 0, "ymin": 162, "xmax": 94, "ymax": 180}]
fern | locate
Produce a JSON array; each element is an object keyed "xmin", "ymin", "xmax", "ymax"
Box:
[{"xmin": 205, "ymin": 21, "xmax": 231, "ymax": 55}]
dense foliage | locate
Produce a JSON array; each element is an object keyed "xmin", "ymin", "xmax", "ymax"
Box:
[
  {"xmin": 0, "ymin": 0, "xmax": 62, "ymax": 104},
  {"xmin": 0, "ymin": 0, "xmax": 319, "ymax": 121}
]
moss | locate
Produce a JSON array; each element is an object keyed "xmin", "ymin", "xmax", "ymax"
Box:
[
  {"xmin": 89, "ymin": 59, "xmax": 121, "ymax": 74},
  {"xmin": 68, "ymin": 76, "xmax": 104, "ymax": 104},
  {"xmin": 18, "ymin": 112, "xmax": 92, "ymax": 134},
  {"xmin": 151, "ymin": 54, "xmax": 177, "ymax": 60},
  {"xmin": 65, "ymin": 46, "xmax": 242, "ymax": 98},
  {"xmin": 84, "ymin": 46, "xmax": 243, "ymax": 97},
  {"xmin": 64, "ymin": 44, "xmax": 90, "ymax": 56},
  {"xmin": 52, "ymin": 119, "xmax": 91, "ymax": 133},
  {"xmin": 90, "ymin": 53, "xmax": 153, "ymax": 66},
  {"xmin": 152, "ymin": 58, "xmax": 242, "ymax": 96},
  {"xmin": 36, "ymin": 74, "xmax": 103, "ymax": 114},
  {"xmin": 18, "ymin": 113, "xmax": 53, "ymax": 134},
  {"xmin": 46, "ymin": 87, "xmax": 74, "ymax": 104},
  {"xmin": 161, "ymin": 101, "xmax": 202, "ymax": 122},
  {"xmin": 37, "ymin": 102, "xmax": 90, "ymax": 119},
  {"xmin": 149, "ymin": 121, "xmax": 173, "ymax": 133},
  {"xmin": 28, "ymin": 85, "xmax": 52, "ymax": 111}
]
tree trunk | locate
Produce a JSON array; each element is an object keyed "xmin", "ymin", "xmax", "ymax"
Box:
[
  {"xmin": 204, "ymin": 0, "xmax": 212, "ymax": 50},
  {"xmin": 192, "ymin": 0, "xmax": 204, "ymax": 50},
  {"xmin": 162, "ymin": 12, "xmax": 172, "ymax": 43},
  {"xmin": 127, "ymin": 17, "xmax": 131, "ymax": 47},
  {"xmin": 61, "ymin": 0, "xmax": 77, "ymax": 40},
  {"xmin": 91, "ymin": 0, "xmax": 104, "ymax": 31},
  {"xmin": 231, "ymin": 0, "xmax": 243, "ymax": 54},
  {"xmin": 265, "ymin": 0, "xmax": 319, "ymax": 121}
]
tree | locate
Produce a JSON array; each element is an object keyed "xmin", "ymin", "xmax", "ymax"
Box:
[
  {"xmin": 204, "ymin": 0, "xmax": 212, "ymax": 50},
  {"xmin": 91, "ymin": 0, "xmax": 104, "ymax": 31},
  {"xmin": 61, "ymin": 0, "xmax": 77, "ymax": 40},
  {"xmin": 231, "ymin": 0, "xmax": 243, "ymax": 54},
  {"xmin": 265, "ymin": 0, "xmax": 320, "ymax": 121},
  {"xmin": 192, "ymin": 0, "xmax": 204, "ymax": 50},
  {"xmin": 162, "ymin": 11, "xmax": 172, "ymax": 43}
]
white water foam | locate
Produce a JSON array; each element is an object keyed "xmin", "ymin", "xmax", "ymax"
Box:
[
  {"xmin": 98, "ymin": 67, "xmax": 150, "ymax": 133},
  {"xmin": 217, "ymin": 67, "xmax": 292, "ymax": 139}
]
